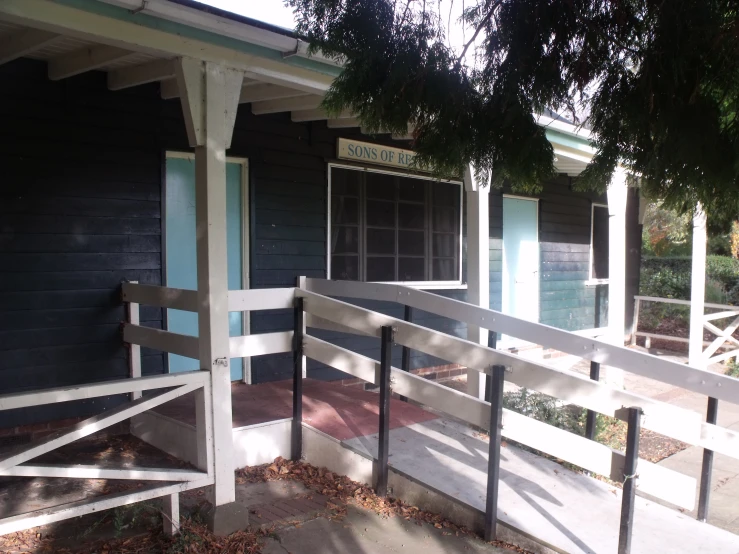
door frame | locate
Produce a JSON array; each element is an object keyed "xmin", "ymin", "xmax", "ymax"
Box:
[
  {"xmin": 163, "ymin": 151, "xmax": 252, "ymax": 383},
  {"xmin": 501, "ymin": 194, "xmax": 540, "ymax": 348}
]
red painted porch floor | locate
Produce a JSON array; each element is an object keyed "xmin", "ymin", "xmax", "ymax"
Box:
[{"xmin": 154, "ymin": 379, "xmax": 438, "ymax": 441}]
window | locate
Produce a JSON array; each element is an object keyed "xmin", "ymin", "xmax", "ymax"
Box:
[
  {"xmin": 590, "ymin": 204, "xmax": 609, "ymax": 281},
  {"xmin": 329, "ymin": 166, "xmax": 462, "ymax": 284}
]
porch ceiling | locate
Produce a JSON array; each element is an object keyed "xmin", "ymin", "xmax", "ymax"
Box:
[{"xmin": 0, "ymin": 0, "xmax": 594, "ymax": 175}]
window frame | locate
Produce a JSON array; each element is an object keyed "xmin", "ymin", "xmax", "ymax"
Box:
[
  {"xmin": 327, "ymin": 162, "xmax": 464, "ymax": 289},
  {"xmin": 587, "ymin": 202, "xmax": 610, "ymax": 285}
]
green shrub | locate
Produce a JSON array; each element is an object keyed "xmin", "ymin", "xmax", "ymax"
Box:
[
  {"xmin": 640, "ymin": 255, "xmax": 739, "ymax": 301},
  {"xmin": 503, "ymin": 389, "xmax": 584, "ymax": 436}
]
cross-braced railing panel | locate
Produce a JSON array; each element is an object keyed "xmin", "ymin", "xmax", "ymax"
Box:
[
  {"xmin": 0, "ymin": 370, "xmax": 214, "ymax": 536},
  {"xmin": 632, "ymin": 295, "xmax": 739, "ymax": 365}
]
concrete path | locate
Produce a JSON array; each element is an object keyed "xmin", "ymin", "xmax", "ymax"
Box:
[
  {"xmin": 344, "ymin": 418, "xmax": 739, "ymax": 554},
  {"xmin": 549, "ymin": 346, "xmax": 739, "ymax": 535},
  {"xmin": 230, "ymin": 477, "xmax": 511, "ymax": 553},
  {"xmin": 261, "ymin": 505, "xmax": 511, "ymax": 554}
]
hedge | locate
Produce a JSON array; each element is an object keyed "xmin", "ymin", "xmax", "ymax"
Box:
[{"xmin": 640, "ymin": 256, "xmax": 739, "ymax": 302}]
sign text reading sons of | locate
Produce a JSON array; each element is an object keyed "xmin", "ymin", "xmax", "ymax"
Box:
[{"xmin": 337, "ymin": 138, "xmax": 424, "ymax": 171}]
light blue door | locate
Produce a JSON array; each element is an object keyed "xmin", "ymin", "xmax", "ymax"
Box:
[
  {"xmin": 502, "ymin": 197, "xmax": 539, "ymax": 327},
  {"xmin": 165, "ymin": 156, "xmax": 246, "ymax": 381}
]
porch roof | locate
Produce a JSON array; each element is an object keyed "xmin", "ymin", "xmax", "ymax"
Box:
[{"xmin": 0, "ymin": 0, "xmax": 592, "ymax": 176}]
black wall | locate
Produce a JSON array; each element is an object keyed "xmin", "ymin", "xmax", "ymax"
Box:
[
  {"xmin": 0, "ymin": 59, "xmax": 467, "ymax": 427},
  {"xmin": 0, "ymin": 60, "xmax": 168, "ymax": 427},
  {"xmin": 0, "ymin": 59, "xmax": 641, "ymax": 429}
]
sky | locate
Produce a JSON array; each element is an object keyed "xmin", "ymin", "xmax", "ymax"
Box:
[
  {"xmin": 194, "ymin": 1, "xmax": 473, "ymax": 53},
  {"xmin": 194, "ymin": 0, "xmax": 297, "ymax": 30}
]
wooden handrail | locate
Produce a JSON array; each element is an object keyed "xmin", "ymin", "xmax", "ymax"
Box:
[{"xmin": 302, "ymin": 279, "xmax": 739, "ymax": 406}]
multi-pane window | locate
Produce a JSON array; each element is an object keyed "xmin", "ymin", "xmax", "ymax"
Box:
[
  {"xmin": 330, "ymin": 167, "xmax": 461, "ymax": 283},
  {"xmin": 590, "ymin": 204, "xmax": 609, "ymax": 280}
]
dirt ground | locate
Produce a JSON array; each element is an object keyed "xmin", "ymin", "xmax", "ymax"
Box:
[{"xmin": 439, "ymin": 375, "xmax": 688, "ymax": 464}]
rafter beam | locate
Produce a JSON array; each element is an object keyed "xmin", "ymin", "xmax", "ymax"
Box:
[
  {"xmin": 251, "ymin": 95, "xmax": 323, "ymax": 116},
  {"xmin": 49, "ymin": 44, "xmax": 135, "ymax": 80},
  {"xmin": 0, "ymin": 28, "xmax": 61, "ymax": 65},
  {"xmin": 108, "ymin": 58, "xmax": 175, "ymax": 90},
  {"xmin": 239, "ymin": 83, "xmax": 308, "ymax": 104},
  {"xmin": 292, "ymin": 108, "xmax": 353, "ymax": 123},
  {"xmin": 327, "ymin": 117, "xmax": 360, "ymax": 129}
]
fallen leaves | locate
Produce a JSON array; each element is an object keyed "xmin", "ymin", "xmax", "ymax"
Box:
[{"xmin": 237, "ymin": 457, "xmax": 531, "ymax": 553}]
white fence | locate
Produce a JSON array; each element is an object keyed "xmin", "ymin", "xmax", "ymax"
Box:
[
  {"xmin": 298, "ymin": 279, "xmax": 739, "ymax": 512},
  {"xmin": 631, "ymin": 295, "xmax": 739, "ymax": 364},
  {"xmin": 0, "ymin": 370, "xmax": 213, "ymax": 535},
  {"xmin": 4, "ymin": 279, "xmax": 739, "ymax": 543}
]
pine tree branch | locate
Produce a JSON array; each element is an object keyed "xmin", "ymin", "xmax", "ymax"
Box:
[{"xmin": 456, "ymin": 0, "xmax": 502, "ymax": 64}]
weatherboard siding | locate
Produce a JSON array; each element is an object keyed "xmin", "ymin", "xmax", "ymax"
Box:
[{"xmin": 537, "ymin": 177, "xmax": 609, "ymax": 331}]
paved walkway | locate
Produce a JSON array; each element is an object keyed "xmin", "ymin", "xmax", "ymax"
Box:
[
  {"xmin": 203, "ymin": 479, "xmax": 512, "ymax": 554},
  {"xmin": 261, "ymin": 504, "xmax": 512, "ymax": 554},
  {"xmin": 343, "ymin": 418, "xmax": 739, "ymax": 554},
  {"xmin": 548, "ymin": 346, "xmax": 739, "ymax": 535}
]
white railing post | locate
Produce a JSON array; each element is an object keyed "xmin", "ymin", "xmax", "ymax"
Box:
[
  {"xmin": 630, "ymin": 297, "xmax": 640, "ymax": 346},
  {"xmin": 606, "ymin": 168, "xmax": 628, "ymax": 387},
  {"xmin": 689, "ymin": 204, "xmax": 707, "ymax": 368},
  {"xmin": 125, "ymin": 280, "xmax": 142, "ymax": 401},
  {"xmin": 176, "ymin": 56, "xmax": 243, "ymax": 529},
  {"xmin": 464, "ymin": 165, "xmax": 490, "ymax": 400}
]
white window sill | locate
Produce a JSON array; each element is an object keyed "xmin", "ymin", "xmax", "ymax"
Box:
[{"xmin": 585, "ymin": 279, "xmax": 609, "ymax": 286}]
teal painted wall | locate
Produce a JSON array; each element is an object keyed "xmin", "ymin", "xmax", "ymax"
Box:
[{"xmin": 165, "ymin": 157, "xmax": 244, "ymax": 380}]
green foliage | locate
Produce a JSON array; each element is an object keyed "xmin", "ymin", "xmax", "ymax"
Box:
[
  {"xmin": 503, "ymin": 388, "xmax": 583, "ymax": 436},
  {"xmin": 111, "ymin": 502, "xmax": 159, "ymax": 537},
  {"xmin": 639, "ymin": 255, "xmax": 739, "ymax": 330},
  {"xmin": 640, "ymin": 256, "xmax": 739, "ymax": 300},
  {"xmin": 289, "ymin": 0, "xmax": 739, "ymax": 219},
  {"xmin": 725, "ymin": 359, "xmax": 739, "ymax": 378}
]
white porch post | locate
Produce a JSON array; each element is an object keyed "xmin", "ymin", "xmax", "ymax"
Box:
[
  {"xmin": 175, "ymin": 58, "xmax": 243, "ymax": 519},
  {"xmin": 606, "ymin": 168, "xmax": 628, "ymax": 387},
  {"xmin": 689, "ymin": 204, "xmax": 707, "ymax": 368},
  {"xmin": 464, "ymin": 166, "xmax": 490, "ymax": 400}
]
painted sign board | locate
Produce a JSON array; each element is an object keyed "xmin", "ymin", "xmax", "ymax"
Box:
[{"xmin": 337, "ymin": 138, "xmax": 426, "ymax": 171}]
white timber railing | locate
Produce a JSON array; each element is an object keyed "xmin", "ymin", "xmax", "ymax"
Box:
[
  {"xmin": 631, "ymin": 295, "xmax": 739, "ymax": 365},
  {"xmin": 296, "ymin": 278, "xmax": 739, "ymax": 548},
  {"xmin": 121, "ymin": 282, "xmax": 296, "ymax": 364},
  {"xmin": 0, "ymin": 281, "xmax": 297, "ymax": 538},
  {"xmin": 0, "ymin": 369, "xmax": 213, "ymax": 536}
]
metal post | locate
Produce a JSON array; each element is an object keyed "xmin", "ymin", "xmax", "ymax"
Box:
[
  {"xmin": 585, "ymin": 361, "xmax": 601, "ymax": 440},
  {"xmin": 698, "ymin": 397, "xmax": 719, "ymax": 521},
  {"xmin": 291, "ymin": 297, "xmax": 304, "ymax": 461},
  {"xmin": 484, "ymin": 331, "xmax": 497, "ymax": 402},
  {"xmin": 484, "ymin": 364, "xmax": 506, "ymax": 542},
  {"xmin": 618, "ymin": 407, "xmax": 642, "ymax": 554},
  {"xmin": 376, "ymin": 325, "xmax": 393, "ymax": 496},
  {"xmin": 400, "ymin": 306, "xmax": 413, "ymax": 402}
]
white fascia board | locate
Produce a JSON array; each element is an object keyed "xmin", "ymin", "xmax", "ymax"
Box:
[
  {"xmin": 0, "ymin": 0, "xmax": 334, "ymax": 95},
  {"xmin": 536, "ymin": 113, "xmax": 593, "ymax": 140},
  {"xmin": 97, "ymin": 0, "xmax": 342, "ymax": 67}
]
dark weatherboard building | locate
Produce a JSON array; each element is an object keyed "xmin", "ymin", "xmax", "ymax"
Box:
[{"xmin": 0, "ymin": 0, "xmax": 642, "ymax": 430}]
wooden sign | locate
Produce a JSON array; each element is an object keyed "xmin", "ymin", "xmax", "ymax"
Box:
[{"xmin": 337, "ymin": 138, "xmax": 424, "ymax": 171}]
